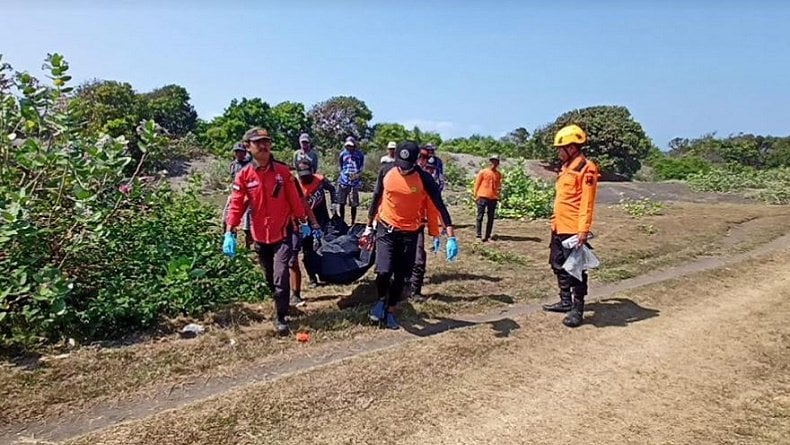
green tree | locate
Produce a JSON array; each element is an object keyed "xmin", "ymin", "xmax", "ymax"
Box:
[
  {"xmin": 307, "ymin": 96, "xmax": 373, "ymax": 151},
  {"xmin": 70, "ymin": 80, "xmax": 144, "ymax": 142},
  {"xmin": 271, "ymin": 101, "xmax": 310, "ymax": 151},
  {"xmin": 142, "ymin": 84, "xmax": 197, "ymax": 137},
  {"xmin": 371, "ymin": 122, "xmax": 411, "ymax": 150},
  {"xmin": 530, "ymin": 105, "xmax": 655, "ymax": 179},
  {"xmin": 197, "ymin": 97, "xmax": 276, "ymax": 155}
]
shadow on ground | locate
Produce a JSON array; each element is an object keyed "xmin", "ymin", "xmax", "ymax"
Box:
[{"xmin": 585, "ymin": 297, "xmax": 660, "ymax": 328}]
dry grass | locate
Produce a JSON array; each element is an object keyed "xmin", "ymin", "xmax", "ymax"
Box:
[
  {"xmin": 2, "ymin": 202, "xmax": 789, "ymax": 430},
  {"xmin": 67, "ymin": 249, "xmax": 790, "ymax": 445}
]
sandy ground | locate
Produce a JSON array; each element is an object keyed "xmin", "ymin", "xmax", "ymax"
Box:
[{"xmin": 56, "ymin": 247, "xmax": 790, "ymax": 445}]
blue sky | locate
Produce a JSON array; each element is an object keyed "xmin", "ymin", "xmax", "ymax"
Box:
[{"xmin": 2, "ymin": 0, "xmax": 789, "ymax": 147}]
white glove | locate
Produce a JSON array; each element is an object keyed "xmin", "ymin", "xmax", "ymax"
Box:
[{"xmin": 362, "ymin": 225, "xmax": 374, "ymax": 237}]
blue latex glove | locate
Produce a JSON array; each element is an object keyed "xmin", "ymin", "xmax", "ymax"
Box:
[
  {"xmin": 432, "ymin": 237, "xmax": 441, "ymax": 254},
  {"xmin": 222, "ymin": 232, "xmax": 236, "ymax": 258},
  {"xmin": 311, "ymin": 228, "xmax": 323, "ymax": 240},
  {"xmin": 446, "ymin": 237, "xmax": 458, "ymax": 262},
  {"xmin": 299, "ymin": 223, "xmax": 311, "ymax": 239}
]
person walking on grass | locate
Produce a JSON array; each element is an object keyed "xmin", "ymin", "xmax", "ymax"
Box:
[
  {"xmin": 408, "ymin": 154, "xmax": 444, "ymax": 302},
  {"xmin": 473, "ymin": 154, "xmax": 503, "ymax": 242},
  {"xmin": 541, "ymin": 125, "xmax": 599, "ymax": 328},
  {"xmin": 222, "ymin": 143, "xmax": 253, "ymax": 249},
  {"xmin": 293, "ymin": 160, "xmax": 339, "ymax": 291},
  {"xmin": 361, "ymin": 142, "xmax": 457, "ymax": 330},
  {"xmin": 223, "ymin": 128, "xmax": 308, "ymax": 335},
  {"xmin": 337, "ymin": 136, "xmax": 364, "ymax": 225}
]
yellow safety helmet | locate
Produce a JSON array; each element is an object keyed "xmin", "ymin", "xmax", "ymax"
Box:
[{"xmin": 553, "ymin": 124, "xmax": 587, "ymax": 147}]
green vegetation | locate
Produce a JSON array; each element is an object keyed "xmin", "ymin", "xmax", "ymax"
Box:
[
  {"xmin": 530, "ymin": 105, "xmax": 655, "ymax": 180},
  {"xmin": 0, "ymin": 55, "xmax": 263, "ymax": 349},
  {"xmin": 619, "ymin": 196, "xmax": 664, "ymax": 218},
  {"xmin": 687, "ymin": 167, "xmax": 790, "ymax": 204},
  {"xmin": 496, "ymin": 162, "xmax": 554, "ymax": 220}
]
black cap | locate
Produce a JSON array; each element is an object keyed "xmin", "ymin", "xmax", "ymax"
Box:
[{"xmin": 395, "ymin": 141, "xmax": 420, "ymax": 171}]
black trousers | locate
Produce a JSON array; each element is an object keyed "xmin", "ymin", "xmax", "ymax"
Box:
[
  {"xmin": 548, "ymin": 232, "xmax": 588, "ymax": 301},
  {"xmin": 301, "ymin": 236, "xmax": 320, "ymax": 282},
  {"xmin": 476, "ymin": 198, "xmax": 498, "ymax": 239},
  {"xmin": 256, "ymin": 240, "xmax": 292, "ymax": 321},
  {"xmin": 374, "ymin": 224, "xmax": 419, "ymax": 307},
  {"xmin": 410, "ymin": 228, "xmax": 427, "ymax": 296}
]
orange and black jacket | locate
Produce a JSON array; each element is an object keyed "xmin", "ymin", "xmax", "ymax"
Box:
[
  {"xmin": 298, "ymin": 173, "xmax": 337, "ymax": 227},
  {"xmin": 474, "ymin": 167, "xmax": 502, "ymax": 200},
  {"xmin": 551, "ymin": 155, "xmax": 599, "ymax": 235},
  {"xmin": 368, "ymin": 164, "xmax": 452, "ymax": 233},
  {"xmin": 227, "ymin": 157, "xmax": 306, "ymax": 244}
]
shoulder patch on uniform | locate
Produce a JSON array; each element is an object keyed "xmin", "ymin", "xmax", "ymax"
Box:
[{"xmin": 584, "ymin": 174, "xmax": 595, "ymax": 186}]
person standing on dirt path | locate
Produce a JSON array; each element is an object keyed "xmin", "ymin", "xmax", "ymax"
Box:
[
  {"xmin": 542, "ymin": 125, "xmax": 599, "ymax": 328},
  {"xmin": 361, "ymin": 141, "xmax": 457, "ymax": 329},
  {"xmin": 294, "ymin": 160, "xmax": 339, "ymax": 290},
  {"xmin": 473, "ymin": 154, "xmax": 503, "ymax": 242},
  {"xmin": 223, "ymin": 128, "xmax": 308, "ymax": 335},
  {"xmin": 408, "ymin": 154, "xmax": 444, "ymax": 302},
  {"xmin": 293, "ymin": 132, "xmax": 319, "ymax": 173},
  {"xmin": 337, "ymin": 136, "xmax": 365, "ymax": 225},
  {"xmin": 380, "ymin": 141, "xmax": 397, "ymax": 164},
  {"xmin": 222, "ymin": 143, "xmax": 253, "ymax": 249}
]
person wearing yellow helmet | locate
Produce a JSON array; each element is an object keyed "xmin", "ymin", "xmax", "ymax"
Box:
[{"xmin": 542, "ymin": 124, "xmax": 599, "ymax": 328}]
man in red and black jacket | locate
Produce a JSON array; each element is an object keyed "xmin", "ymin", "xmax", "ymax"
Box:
[
  {"xmin": 223, "ymin": 127, "xmax": 308, "ymax": 335},
  {"xmin": 362, "ymin": 141, "xmax": 458, "ymax": 329}
]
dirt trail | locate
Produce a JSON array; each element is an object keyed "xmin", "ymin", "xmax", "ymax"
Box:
[
  {"xmin": 4, "ymin": 232, "xmax": 790, "ymax": 444},
  {"xmin": 63, "ymin": 246, "xmax": 790, "ymax": 445}
]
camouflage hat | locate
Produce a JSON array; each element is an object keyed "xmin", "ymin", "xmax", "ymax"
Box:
[{"xmin": 242, "ymin": 127, "xmax": 272, "ymax": 142}]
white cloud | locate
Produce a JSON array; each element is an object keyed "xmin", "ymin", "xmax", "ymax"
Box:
[{"xmin": 400, "ymin": 119, "xmax": 485, "ymax": 139}]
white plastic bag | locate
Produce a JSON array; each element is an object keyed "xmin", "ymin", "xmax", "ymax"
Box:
[{"xmin": 561, "ymin": 235, "xmax": 600, "ymax": 281}]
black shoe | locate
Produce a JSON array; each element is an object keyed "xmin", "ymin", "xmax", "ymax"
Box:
[
  {"xmin": 481, "ymin": 237, "xmax": 489, "ymax": 243},
  {"xmin": 274, "ymin": 318, "xmax": 289, "ymax": 335},
  {"xmin": 542, "ymin": 301, "xmax": 572, "ymax": 313},
  {"xmin": 290, "ymin": 294, "xmax": 306, "ymax": 307},
  {"xmin": 562, "ymin": 299, "xmax": 584, "ymax": 328}
]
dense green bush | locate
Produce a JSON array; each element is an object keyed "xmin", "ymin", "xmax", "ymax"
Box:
[
  {"xmin": 0, "ymin": 55, "xmax": 264, "ymax": 348},
  {"xmin": 650, "ymin": 155, "xmax": 712, "ymax": 180},
  {"xmin": 492, "ymin": 162, "xmax": 554, "ymax": 220},
  {"xmin": 687, "ymin": 166, "xmax": 790, "ymax": 204},
  {"xmin": 669, "ymin": 134, "xmax": 790, "ymax": 169}
]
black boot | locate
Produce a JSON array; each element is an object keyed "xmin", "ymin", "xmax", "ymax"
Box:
[
  {"xmin": 563, "ymin": 297, "xmax": 584, "ymax": 328},
  {"xmin": 543, "ymin": 292, "xmax": 572, "ymax": 313}
]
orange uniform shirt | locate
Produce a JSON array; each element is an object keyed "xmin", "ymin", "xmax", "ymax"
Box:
[
  {"xmin": 551, "ymin": 155, "xmax": 599, "ymax": 235},
  {"xmin": 370, "ymin": 165, "xmax": 452, "ymax": 233},
  {"xmin": 227, "ymin": 158, "xmax": 306, "ymax": 244},
  {"xmin": 474, "ymin": 167, "xmax": 502, "ymax": 200}
]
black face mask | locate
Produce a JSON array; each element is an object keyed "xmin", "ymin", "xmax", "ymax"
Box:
[{"xmin": 300, "ymin": 175, "xmax": 314, "ymax": 184}]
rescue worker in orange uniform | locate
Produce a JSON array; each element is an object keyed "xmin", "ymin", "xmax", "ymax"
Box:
[
  {"xmin": 223, "ymin": 128, "xmax": 308, "ymax": 335},
  {"xmin": 542, "ymin": 125, "xmax": 599, "ymax": 328},
  {"xmin": 362, "ymin": 141, "xmax": 457, "ymax": 329},
  {"xmin": 473, "ymin": 154, "xmax": 503, "ymax": 242},
  {"xmin": 295, "ymin": 160, "xmax": 339, "ymax": 290}
]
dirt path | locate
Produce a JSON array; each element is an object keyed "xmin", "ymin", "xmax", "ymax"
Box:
[
  {"xmin": 4, "ymin": 232, "xmax": 789, "ymax": 444},
  {"xmin": 63, "ymin": 246, "xmax": 790, "ymax": 445}
]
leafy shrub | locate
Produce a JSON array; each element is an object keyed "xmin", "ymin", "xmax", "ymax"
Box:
[
  {"xmin": 0, "ymin": 55, "xmax": 264, "ymax": 349},
  {"xmin": 687, "ymin": 166, "xmax": 790, "ymax": 204},
  {"xmin": 619, "ymin": 196, "xmax": 664, "ymax": 218},
  {"xmin": 495, "ymin": 162, "xmax": 555, "ymax": 220},
  {"xmin": 443, "ymin": 157, "xmax": 468, "ymax": 189},
  {"xmin": 650, "ymin": 156, "xmax": 712, "ymax": 180}
]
